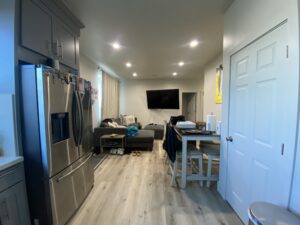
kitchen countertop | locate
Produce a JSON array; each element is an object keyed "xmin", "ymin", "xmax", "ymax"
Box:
[{"xmin": 0, "ymin": 156, "xmax": 24, "ymax": 171}]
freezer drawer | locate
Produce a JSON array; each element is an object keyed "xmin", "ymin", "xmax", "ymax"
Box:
[{"xmin": 49, "ymin": 153, "xmax": 93, "ymax": 225}]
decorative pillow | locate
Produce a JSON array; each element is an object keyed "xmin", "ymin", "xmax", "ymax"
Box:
[
  {"xmin": 127, "ymin": 126, "xmax": 139, "ymax": 136},
  {"xmin": 123, "ymin": 115, "xmax": 135, "ymax": 126},
  {"xmin": 112, "ymin": 122, "xmax": 119, "ymax": 127},
  {"xmin": 120, "ymin": 114, "xmax": 126, "ymax": 125},
  {"xmin": 108, "ymin": 122, "xmax": 117, "ymax": 128},
  {"xmin": 100, "ymin": 122, "xmax": 109, "ymax": 127},
  {"xmin": 102, "ymin": 118, "xmax": 113, "ymax": 123}
]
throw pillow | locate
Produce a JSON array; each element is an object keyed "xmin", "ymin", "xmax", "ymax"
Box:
[
  {"xmin": 127, "ymin": 126, "xmax": 138, "ymax": 136},
  {"xmin": 112, "ymin": 122, "xmax": 119, "ymax": 127},
  {"xmin": 100, "ymin": 122, "xmax": 109, "ymax": 127},
  {"xmin": 123, "ymin": 115, "xmax": 135, "ymax": 126},
  {"xmin": 108, "ymin": 122, "xmax": 117, "ymax": 128},
  {"xmin": 120, "ymin": 114, "xmax": 126, "ymax": 125}
]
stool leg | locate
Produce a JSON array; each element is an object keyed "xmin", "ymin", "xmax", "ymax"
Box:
[
  {"xmin": 199, "ymin": 155, "xmax": 203, "ymax": 187},
  {"xmin": 206, "ymin": 155, "xmax": 212, "ymax": 188},
  {"xmin": 171, "ymin": 160, "xmax": 177, "ymax": 186}
]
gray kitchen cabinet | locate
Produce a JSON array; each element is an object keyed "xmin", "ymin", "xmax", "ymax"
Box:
[
  {"xmin": 20, "ymin": 0, "xmax": 82, "ymax": 69},
  {"xmin": 21, "ymin": 0, "xmax": 53, "ymax": 58},
  {"xmin": 0, "ymin": 164, "xmax": 30, "ymax": 225},
  {"xmin": 53, "ymin": 18, "xmax": 78, "ymax": 68}
]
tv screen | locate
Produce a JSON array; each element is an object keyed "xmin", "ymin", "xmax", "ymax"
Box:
[{"xmin": 146, "ymin": 89, "xmax": 179, "ymax": 109}]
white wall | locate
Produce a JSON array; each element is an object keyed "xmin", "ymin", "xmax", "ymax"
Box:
[
  {"xmin": 0, "ymin": 0, "xmax": 16, "ymax": 95},
  {"xmin": 79, "ymin": 54, "xmax": 101, "ymax": 129},
  {"xmin": 120, "ymin": 78, "xmax": 204, "ymax": 126},
  {"xmin": 220, "ymin": 0, "xmax": 300, "ymax": 215},
  {"xmin": 0, "ymin": 0, "xmax": 20, "ymax": 156},
  {"xmin": 203, "ymin": 54, "xmax": 222, "ymax": 122}
]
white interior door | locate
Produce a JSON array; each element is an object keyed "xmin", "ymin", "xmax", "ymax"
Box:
[
  {"xmin": 182, "ymin": 93, "xmax": 197, "ymax": 121},
  {"xmin": 187, "ymin": 94, "xmax": 196, "ymax": 121},
  {"xmin": 226, "ymin": 23, "xmax": 297, "ymax": 223}
]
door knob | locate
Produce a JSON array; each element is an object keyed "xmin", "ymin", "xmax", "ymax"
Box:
[{"xmin": 226, "ymin": 136, "xmax": 233, "ymax": 142}]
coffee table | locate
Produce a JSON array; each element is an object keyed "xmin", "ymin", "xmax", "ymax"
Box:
[{"xmin": 100, "ymin": 134, "xmax": 126, "ymax": 153}]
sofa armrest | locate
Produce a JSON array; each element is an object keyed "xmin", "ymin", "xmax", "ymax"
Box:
[{"xmin": 94, "ymin": 127, "xmax": 127, "ymax": 148}]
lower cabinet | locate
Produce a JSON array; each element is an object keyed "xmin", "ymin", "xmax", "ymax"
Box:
[{"xmin": 0, "ymin": 164, "xmax": 30, "ymax": 225}]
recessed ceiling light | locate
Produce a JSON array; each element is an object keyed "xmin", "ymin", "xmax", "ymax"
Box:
[
  {"xmin": 126, "ymin": 62, "xmax": 132, "ymax": 68},
  {"xmin": 189, "ymin": 40, "xmax": 199, "ymax": 48},
  {"xmin": 178, "ymin": 61, "xmax": 185, "ymax": 66},
  {"xmin": 112, "ymin": 42, "xmax": 120, "ymax": 49},
  {"xmin": 172, "ymin": 72, "xmax": 177, "ymax": 76},
  {"xmin": 133, "ymin": 73, "xmax": 138, "ymax": 77}
]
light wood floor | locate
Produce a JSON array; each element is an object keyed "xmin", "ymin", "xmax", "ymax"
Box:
[{"xmin": 68, "ymin": 141, "xmax": 243, "ymax": 225}]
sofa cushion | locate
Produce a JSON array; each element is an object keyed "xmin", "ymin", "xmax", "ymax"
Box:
[{"xmin": 144, "ymin": 124, "xmax": 164, "ymax": 140}]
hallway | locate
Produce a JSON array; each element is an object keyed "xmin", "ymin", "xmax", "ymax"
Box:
[{"xmin": 68, "ymin": 141, "xmax": 242, "ymax": 225}]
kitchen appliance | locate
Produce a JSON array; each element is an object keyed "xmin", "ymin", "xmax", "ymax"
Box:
[
  {"xmin": 206, "ymin": 113, "xmax": 217, "ymax": 131},
  {"xmin": 20, "ymin": 65, "xmax": 94, "ymax": 225}
]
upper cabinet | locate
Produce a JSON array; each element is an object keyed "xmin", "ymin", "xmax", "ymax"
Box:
[
  {"xmin": 53, "ymin": 18, "xmax": 77, "ymax": 68},
  {"xmin": 20, "ymin": 0, "xmax": 84, "ymax": 70},
  {"xmin": 21, "ymin": 0, "xmax": 53, "ymax": 58}
]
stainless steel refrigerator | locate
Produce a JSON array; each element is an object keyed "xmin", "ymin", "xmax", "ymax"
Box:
[{"xmin": 20, "ymin": 65, "xmax": 94, "ymax": 225}]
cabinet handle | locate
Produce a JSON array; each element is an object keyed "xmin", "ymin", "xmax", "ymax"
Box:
[
  {"xmin": 281, "ymin": 143, "xmax": 285, "ymax": 155},
  {"xmin": 59, "ymin": 42, "xmax": 63, "ymax": 60},
  {"xmin": 53, "ymin": 40, "xmax": 59, "ymax": 59},
  {"xmin": 54, "ymin": 40, "xmax": 63, "ymax": 60}
]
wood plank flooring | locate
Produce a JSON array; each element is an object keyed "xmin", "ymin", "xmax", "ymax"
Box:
[{"xmin": 68, "ymin": 141, "xmax": 243, "ymax": 225}]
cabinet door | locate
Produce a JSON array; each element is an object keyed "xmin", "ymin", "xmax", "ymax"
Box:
[
  {"xmin": 0, "ymin": 185, "xmax": 21, "ymax": 225},
  {"xmin": 0, "ymin": 182, "xmax": 30, "ymax": 225},
  {"xmin": 21, "ymin": 0, "xmax": 52, "ymax": 57},
  {"xmin": 53, "ymin": 19, "xmax": 78, "ymax": 69}
]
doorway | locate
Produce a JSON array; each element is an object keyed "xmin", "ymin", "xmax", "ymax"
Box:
[
  {"xmin": 226, "ymin": 23, "xmax": 297, "ymax": 223},
  {"xmin": 182, "ymin": 92, "xmax": 197, "ymax": 121}
]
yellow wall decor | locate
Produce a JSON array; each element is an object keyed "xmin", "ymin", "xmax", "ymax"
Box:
[{"xmin": 215, "ymin": 67, "xmax": 223, "ymax": 104}]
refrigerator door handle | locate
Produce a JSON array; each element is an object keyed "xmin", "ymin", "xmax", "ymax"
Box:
[
  {"xmin": 72, "ymin": 91, "xmax": 80, "ymax": 146},
  {"xmin": 56, "ymin": 153, "xmax": 92, "ymax": 182},
  {"xmin": 78, "ymin": 91, "xmax": 84, "ymax": 145}
]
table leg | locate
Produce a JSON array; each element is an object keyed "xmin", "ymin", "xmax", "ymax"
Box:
[{"xmin": 181, "ymin": 137, "xmax": 187, "ymax": 188}]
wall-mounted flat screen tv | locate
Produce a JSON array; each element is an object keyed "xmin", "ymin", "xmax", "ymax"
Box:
[{"xmin": 146, "ymin": 89, "xmax": 179, "ymax": 109}]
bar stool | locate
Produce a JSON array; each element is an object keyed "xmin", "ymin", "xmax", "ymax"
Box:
[
  {"xmin": 171, "ymin": 148, "xmax": 203, "ymax": 187},
  {"xmin": 164, "ymin": 123, "xmax": 204, "ymax": 187},
  {"xmin": 248, "ymin": 202, "xmax": 300, "ymax": 225},
  {"xmin": 200, "ymin": 141, "xmax": 220, "ymax": 187}
]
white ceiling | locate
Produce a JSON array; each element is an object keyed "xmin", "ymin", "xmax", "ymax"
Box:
[{"xmin": 64, "ymin": 0, "xmax": 233, "ymax": 79}]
